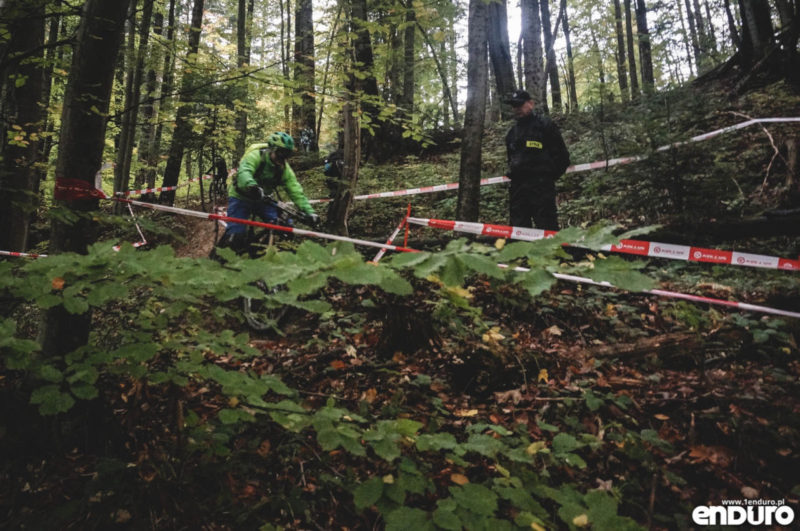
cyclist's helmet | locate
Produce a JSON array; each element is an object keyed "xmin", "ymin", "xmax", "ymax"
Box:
[{"xmin": 267, "ymin": 132, "xmax": 295, "ymax": 151}]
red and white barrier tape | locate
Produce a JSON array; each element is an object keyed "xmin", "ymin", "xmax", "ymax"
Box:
[
  {"xmin": 117, "ymin": 174, "xmax": 214, "ymax": 197},
  {"xmin": 115, "ymin": 197, "xmax": 420, "ymax": 254},
  {"xmin": 406, "ymin": 216, "xmax": 800, "ymax": 272},
  {"xmin": 45, "ymin": 177, "xmax": 800, "ymax": 319},
  {"xmin": 0, "ymin": 250, "xmax": 48, "ymax": 258},
  {"xmin": 498, "ymin": 264, "xmax": 800, "ymax": 319},
  {"xmin": 309, "ymin": 117, "xmax": 800, "ymax": 204}
]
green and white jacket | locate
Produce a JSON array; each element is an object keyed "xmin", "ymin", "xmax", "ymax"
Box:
[{"xmin": 229, "ymin": 143, "xmax": 315, "ymax": 215}]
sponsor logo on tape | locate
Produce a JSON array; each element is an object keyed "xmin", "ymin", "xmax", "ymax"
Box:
[
  {"xmin": 649, "ymin": 243, "xmax": 691, "ymax": 260},
  {"xmin": 732, "ymin": 252, "xmax": 779, "ymax": 269},
  {"xmin": 512, "ymin": 227, "xmax": 547, "ymax": 241},
  {"xmin": 690, "ymin": 248, "xmax": 732, "ymax": 263},
  {"xmin": 453, "ymin": 221, "xmax": 484, "ymax": 234},
  {"xmin": 482, "ymin": 224, "xmax": 512, "ymax": 238},
  {"xmin": 613, "ymin": 240, "xmax": 650, "ymax": 255}
]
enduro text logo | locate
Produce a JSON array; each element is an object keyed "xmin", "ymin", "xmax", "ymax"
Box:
[{"xmin": 692, "ymin": 499, "xmax": 794, "ymax": 526}]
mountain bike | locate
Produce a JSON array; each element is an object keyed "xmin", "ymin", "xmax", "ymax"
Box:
[{"xmin": 215, "ymin": 195, "xmax": 317, "ymax": 332}]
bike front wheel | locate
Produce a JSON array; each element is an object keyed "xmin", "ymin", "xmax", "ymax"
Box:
[{"xmin": 242, "ymin": 280, "xmax": 289, "ymax": 332}]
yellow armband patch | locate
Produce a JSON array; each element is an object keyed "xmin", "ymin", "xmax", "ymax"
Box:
[{"xmin": 526, "ymin": 140, "xmax": 543, "ymax": 149}]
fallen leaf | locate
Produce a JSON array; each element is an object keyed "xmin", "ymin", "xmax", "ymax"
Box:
[
  {"xmin": 537, "ymin": 369, "xmax": 549, "ymax": 383},
  {"xmin": 114, "ymin": 509, "xmax": 132, "ymax": 524},
  {"xmin": 544, "ymin": 325, "xmax": 562, "ymax": 337},
  {"xmin": 572, "ymin": 514, "xmax": 589, "ymax": 527},
  {"xmin": 256, "ymin": 440, "xmax": 271, "ymax": 458},
  {"xmin": 482, "ymin": 326, "xmax": 505, "ymax": 343},
  {"xmin": 455, "ymin": 409, "xmax": 478, "ymax": 417},
  {"xmin": 654, "ymin": 414, "xmax": 669, "ymax": 420},
  {"xmin": 382, "ymin": 474, "xmax": 394, "ymax": 484},
  {"xmin": 52, "ymin": 277, "xmax": 65, "ymax": 290},
  {"xmin": 494, "ymin": 238, "xmax": 506, "ymax": 250},
  {"xmin": 362, "ymin": 388, "xmax": 378, "ymax": 404},
  {"xmin": 450, "ymin": 473, "xmax": 469, "ymax": 485},
  {"xmin": 741, "ymin": 486, "xmax": 759, "ymax": 498},
  {"xmin": 329, "ymin": 360, "xmax": 346, "ymax": 370}
]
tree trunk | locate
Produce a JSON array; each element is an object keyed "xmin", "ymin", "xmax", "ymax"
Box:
[
  {"xmin": 350, "ymin": 0, "xmax": 382, "ymax": 161},
  {"xmin": 326, "ymin": 100, "xmax": 360, "ymax": 235},
  {"xmin": 135, "ymin": 9, "xmax": 164, "ymax": 191},
  {"xmin": 39, "ymin": 0, "xmax": 130, "ymax": 358},
  {"xmin": 159, "ymin": 0, "xmax": 205, "ymax": 205},
  {"xmin": 114, "ymin": 0, "xmax": 154, "ymax": 202},
  {"xmin": 635, "ymin": 0, "xmax": 654, "ymax": 94},
  {"xmin": 37, "ymin": 0, "xmax": 64, "ymax": 192},
  {"xmin": 401, "ymin": 0, "xmax": 416, "ymax": 112},
  {"xmin": 151, "ymin": 0, "xmax": 176, "ymax": 192},
  {"xmin": 0, "ymin": 0, "xmax": 46, "ymax": 253},
  {"xmin": 293, "ymin": 0, "xmax": 317, "ymax": 151},
  {"xmin": 692, "ymin": 0, "xmax": 708, "ymax": 64},
  {"xmin": 723, "ymin": 0, "xmax": 741, "ymax": 50},
  {"xmin": 624, "ymin": 0, "xmax": 639, "ymax": 99},
  {"xmin": 487, "ymin": 0, "xmax": 516, "ymax": 119},
  {"xmin": 417, "ymin": 21, "xmax": 460, "ymax": 123},
  {"xmin": 676, "ymin": 0, "xmax": 696, "ymax": 77},
  {"xmin": 613, "ymin": 0, "xmax": 630, "ymax": 101},
  {"xmin": 738, "ymin": 0, "xmax": 774, "ymax": 65},
  {"xmin": 521, "ymin": 0, "xmax": 545, "ymax": 106},
  {"xmin": 234, "ymin": 0, "xmax": 254, "ymax": 161},
  {"xmin": 456, "ymin": 0, "xmax": 488, "ymax": 222},
  {"xmin": 562, "ymin": 0, "xmax": 578, "ymax": 111},
  {"xmin": 541, "ymin": 0, "xmax": 561, "ymax": 112}
]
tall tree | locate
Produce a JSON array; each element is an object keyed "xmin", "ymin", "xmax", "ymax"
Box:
[
  {"xmin": 293, "ymin": 0, "xmax": 317, "ymax": 151},
  {"xmin": 400, "ymin": 0, "xmax": 416, "ymax": 112},
  {"xmin": 159, "ymin": 0, "xmax": 205, "ymax": 205},
  {"xmin": 635, "ymin": 0, "xmax": 655, "ymax": 93},
  {"xmin": 234, "ymin": 0, "xmax": 255, "ymax": 161},
  {"xmin": 521, "ymin": 0, "xmax": 545, "ymax": 105},
  {"xmin": 624, "ymin": 0, "xmax": 640, "ymax": 98},
  {"xmin": 487, "ymin": 0, "xmax": 516, "ymax": 119},
  {"xmin": 562, "ymin": 0, "xmax": 578, "ymax": 111},
  {"xmin": 135, "ymin": 8, "xmax": 165, "ymax": 191},
  {"xmin": 150, "ymin": 0, "xmax": 177, "ymax": 194},
  {"xmin": 540, "ymin": 0, "xmax": 561, "ymax": 112},
  {"xmin": 456, "ymin": 0, "xmax": 488, "ymax": 222},
  {"xmin": 39, "ymin": 0, "xmax": 131, "ymax": 358},
  {"xmin": 327, "ymin": 0, "xmax": 371, "ymax": 234},
  {"xmin": 676, "ymin": 0, "xmax": 696, "ymax": 77},
  {"xmin": 114, "ymin": 0, "xmax": 155, "ymax": 201},
  {"xmin": 613, "ymin": 0, "xmax": 630, "ymax": 101},
  {"xmin": 0, "ymin": 0, "xmax": 46, "ymax": 253},
  {"xmin": 692, "ymin": 0, "xmax": 709, "ymax": 62}
]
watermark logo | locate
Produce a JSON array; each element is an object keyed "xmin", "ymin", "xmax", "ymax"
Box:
[{"xmin": 692, "ymin": 500, "xmax": 794, "ymax": 526}]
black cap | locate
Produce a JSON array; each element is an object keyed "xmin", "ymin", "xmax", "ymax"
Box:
[{"xmin": 504, "ymin": 90, "xmax": 532, "ymax": 106}]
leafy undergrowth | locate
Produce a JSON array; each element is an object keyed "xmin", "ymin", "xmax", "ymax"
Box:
[{"xmin": 1, "ymin": 229, "xmax": 799, "ymax": 529}]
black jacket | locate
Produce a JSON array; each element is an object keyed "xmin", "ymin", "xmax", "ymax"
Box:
[{"xmin": 505, "ymin": 112, "xmax": 570, "ymax": 181}]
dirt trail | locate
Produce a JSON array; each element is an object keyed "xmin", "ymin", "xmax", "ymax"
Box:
[{"xmin": 174, "ymin": 215, "xmax": 221, "ymax": 258}]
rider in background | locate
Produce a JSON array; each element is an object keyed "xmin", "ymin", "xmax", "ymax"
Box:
[{"xmin": 217, "ymin": 132, "xmax": 320, "ymax": 253}]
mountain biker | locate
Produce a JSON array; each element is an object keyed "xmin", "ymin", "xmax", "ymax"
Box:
[{"xmin": 217, "ymin": 132, "xmax": 320, "ymax": 253}]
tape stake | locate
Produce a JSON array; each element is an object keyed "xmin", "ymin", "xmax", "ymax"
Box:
[
  {"xmin": 372, "ymin": 207, "xmax": 410, "ymax": 263},
  {"xmin": 408, "ymin": 216, "xmax": 798, "ymax": 272}
]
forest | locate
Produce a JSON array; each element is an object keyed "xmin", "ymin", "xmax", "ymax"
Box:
[{"xmin": 1, "ymin": 0, "xmax": 800, "ymax": 528}]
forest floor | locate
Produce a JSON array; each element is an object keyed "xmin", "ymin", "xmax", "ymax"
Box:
[{"xmin": 2, "ymin": 79, "xmax": 800, "ymax": 529}]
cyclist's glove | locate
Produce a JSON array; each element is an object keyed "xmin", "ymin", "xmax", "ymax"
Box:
[{"xmin": 247, "ymin": 185, "xmax": 264, "ymax": 201}]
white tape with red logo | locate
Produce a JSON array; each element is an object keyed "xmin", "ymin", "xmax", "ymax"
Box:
[
  {"xmin": 500, "ymin": 265, "xmax": 800, "ymax": 320},
  {"xmin": 0, "ymin": 250, "xmax": 48, "ymax": 258},
  {"xmin": 406, "ymin": 216, "xmax": 800, "ymax": 272},
  {"xmin": 117, "ymin": 174, "xmax": 214, "ymax": 197},
  {"xmin": 309, "ymin": 117, "xmax": 800, "ymax": 204},
  {"xmin": 115, "ymin": 197, "xmax": 420, "ymax": 254},
  {"xmin": 35, "ymin": 177, "xmax": 800, "ymax": 319}
]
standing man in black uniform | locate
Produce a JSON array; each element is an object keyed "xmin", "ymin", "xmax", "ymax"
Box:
[{"xmin": 504, "ymin": 90, "xmax": 571, "ymax": 230}]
